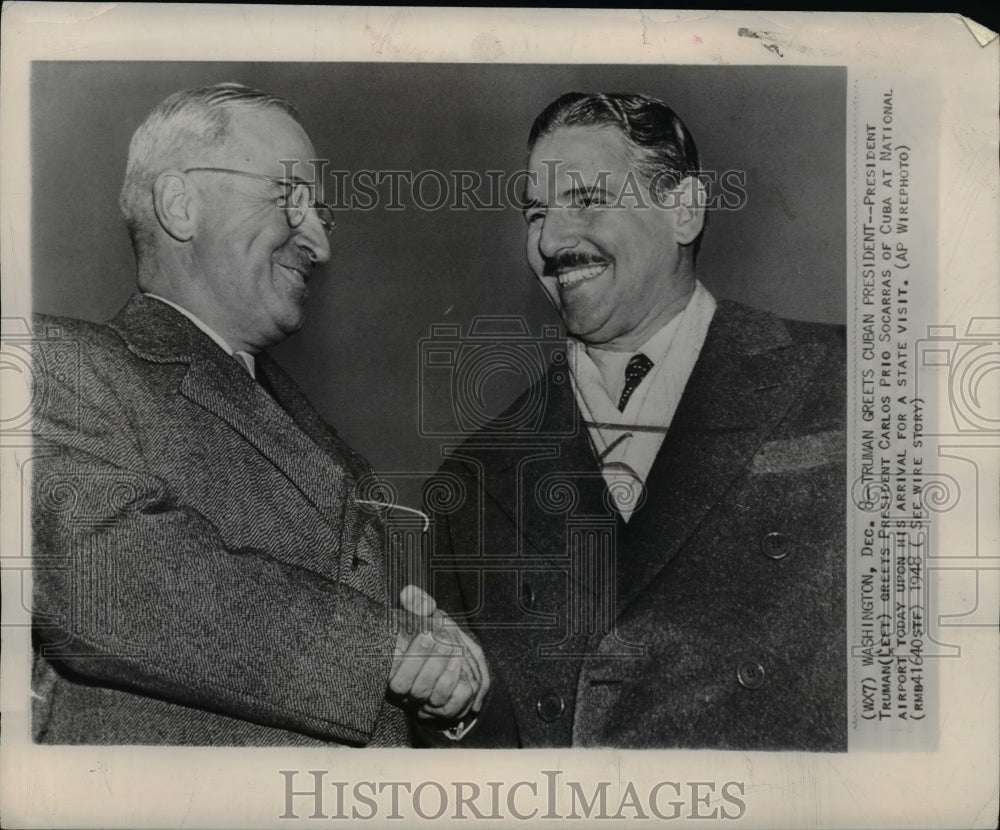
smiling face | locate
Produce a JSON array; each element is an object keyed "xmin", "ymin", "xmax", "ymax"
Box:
[
  {"xmin": 187, "ymin": 107, "xmax": 331, "ymax": 352},
  {"xmin": 525, "ymin": 126, "xmax": 697, "ymax": 351}
]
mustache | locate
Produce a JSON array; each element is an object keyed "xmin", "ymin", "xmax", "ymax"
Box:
[
  {"xmin": 541, "ymin": 251, "xmax": 608, "ymax": 277},
  {"xmin": 276, "ymin": 257, "xmax": 313, "ymax": 276}
]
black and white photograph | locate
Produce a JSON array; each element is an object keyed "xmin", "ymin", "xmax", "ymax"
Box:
[
  {"xmin": 27, "ymin": 61, "xmax": 846, "ymax": 752},
  {"xmin": 1, "ymin": 6, "xmax": 997, "ymax": 829}
]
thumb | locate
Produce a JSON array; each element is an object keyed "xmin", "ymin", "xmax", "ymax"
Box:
[{"xmin": 399, "ymin": 584, "xmax": 437, "ymax": 617}]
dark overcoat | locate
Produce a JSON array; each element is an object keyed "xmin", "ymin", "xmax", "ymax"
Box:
[
  {"xmin": 430, "ymin": 300, "xmax": 847, "ymax": 750},
  {"xmin": 31, "ymin": 293, "xmax": 408, "ymax": 746}
]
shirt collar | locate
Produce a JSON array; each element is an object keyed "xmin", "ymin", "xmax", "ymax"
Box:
[
  {"xmin": 569, "ymin": 280, "xmax": 717, "ymax": 521},
  {"xmin": 574, "ymin": 283, "xmax": 701, "ymax": 403},
  {"xmin": 583, "ymin": 305, "xmax": 687, "ymax": 402},
  {"xmin": 142, "ymin": 293, "xmax": 256, "ymax": 378}
]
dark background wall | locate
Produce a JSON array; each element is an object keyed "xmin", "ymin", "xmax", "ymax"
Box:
[{"xmin": 32, "ymin": 62, "xmax": 845, "ymax": 480}]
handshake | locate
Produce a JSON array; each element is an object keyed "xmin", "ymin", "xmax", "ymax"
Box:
[{"xmin": 387, "ymin": 585, "xmax": 490, "ymax": 730}]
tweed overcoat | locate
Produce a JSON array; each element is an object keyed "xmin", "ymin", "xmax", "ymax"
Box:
[
  {"xmin": 429, "ymin": 301, "xmax": 847, "ymax": 750},
  {"xmin": 31, "ymin": 293, "xmax": 409, "ymax": 746}
]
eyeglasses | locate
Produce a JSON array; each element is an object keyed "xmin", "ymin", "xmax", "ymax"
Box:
[{"xmin": 183, "ymin": 167, "xmax": 336, "ymax": 237}]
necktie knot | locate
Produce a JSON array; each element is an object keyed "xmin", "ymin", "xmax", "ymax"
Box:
[{"xmin": 617, "ymin": 352, "xmax": 654, "ymax": 411}]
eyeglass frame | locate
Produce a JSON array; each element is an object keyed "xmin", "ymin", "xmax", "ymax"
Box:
[{"xmin": 182, "ymin": 166, "xmax": 336, "ymax": 236}]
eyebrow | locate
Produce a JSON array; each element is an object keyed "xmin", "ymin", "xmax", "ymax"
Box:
[
  {"xmin": 567, "ymin": 185, "xmax": 613, "ymax": 201},
  {"xmin": 521, "ymin": 185, "xmax": 615, "ymax": 214}
]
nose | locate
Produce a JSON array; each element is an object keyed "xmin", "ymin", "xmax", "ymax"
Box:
[
  {"xmin": 297, "ymin": 208, "xmax": 332, "ymax": 265},
  {"xmin": 536, "ymin": 206, "xmax": 579, "ymax": 261}
]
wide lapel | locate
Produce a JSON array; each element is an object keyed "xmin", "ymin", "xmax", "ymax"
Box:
[
  {"xmin": 613, "ymin": 301, "xmax": 830, "ymax": 611},
  {"xmin": 109, "ymin": 294, "xmax": 349, "ymax": 536},
  {"xmin": 256, "ymin": 353, "xmax": 363, "ymax": 474},
  {"xmin": 455, "ymin": 362, "xmax": 611, "ymax": 563}
]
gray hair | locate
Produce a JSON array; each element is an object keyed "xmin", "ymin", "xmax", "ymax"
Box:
[{"xmin": 118, "ymin": 82, "xmax": 300, "ymax": 258}]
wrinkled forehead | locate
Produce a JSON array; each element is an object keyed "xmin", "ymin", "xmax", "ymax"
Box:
[
  {"xmin": 525, "ymin": 125, "xmax": 639, "ymax": 199},
  {"xmin": 215, "ymin": 107, "xmax": 319, "ymax": 178}
]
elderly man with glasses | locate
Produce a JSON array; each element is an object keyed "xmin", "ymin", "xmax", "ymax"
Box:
[{"xmin": 30, "ymin": 83, "xmax": 487, "ymax": 747}]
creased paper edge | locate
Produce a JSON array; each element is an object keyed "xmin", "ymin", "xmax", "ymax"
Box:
[{"xmin": 956, "ymin": 14, "xmax": 999, "ymax": 47}]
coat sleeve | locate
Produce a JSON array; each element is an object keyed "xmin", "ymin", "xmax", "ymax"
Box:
[
  {"xmin": 417, "ymin": 461, "xmax": 521, "ymax": 748},
  {"xmin": 31, "ymin": 327, "xmax": 398, "ymax": 745}
]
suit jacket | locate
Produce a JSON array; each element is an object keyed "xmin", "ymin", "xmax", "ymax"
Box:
[
  {"xmin": 31, "ymin": 293, "xmax": 409, "ymax": 746},
  {"xmin": 430, "ymin": 300, "xmax": 847, "ymax": 750}
]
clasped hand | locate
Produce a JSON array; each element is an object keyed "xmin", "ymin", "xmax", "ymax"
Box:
[{"xmin": 388, "ymin": 585, "xmax": 489, "ymax": 726}]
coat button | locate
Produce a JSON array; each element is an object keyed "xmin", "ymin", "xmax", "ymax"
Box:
[
  {"xmin": 521, "ymin": 581, "xmax": 535, "ymax": 609},
  {"xmin": 761, "ymin": 531, "xmax": 791, "ymax": 559},
  {"xmin": 736, "ymin": 661, "xmax": 766, "ymax": 689},
  {"xmin": 536, "ymin": 690, "xmax": 565, "ymax": 722}
]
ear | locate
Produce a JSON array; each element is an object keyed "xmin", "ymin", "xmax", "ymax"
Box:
[
  {"xmin": 152, "ymin": 171, "xmax": 196, "ymax": 242},
  {"xmin": 672, "ymin": 175, "xmax": 707, "ymax": 246}
]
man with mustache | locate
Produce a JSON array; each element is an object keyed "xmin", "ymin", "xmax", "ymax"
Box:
[
  {"xmin": 430, "ymin": 91, "xmax": 846, "ymax": 749},
  {"xmin": 31, "ymin": 83, "xmax": 487, "ymax": 745}
]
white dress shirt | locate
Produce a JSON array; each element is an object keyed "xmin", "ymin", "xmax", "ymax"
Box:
[
  {"xmin": 143, "ymin": 294, "xmax": 257, "ymax": 378},
  {"xmin": 569, "ymin": 280, "xmax": 717, "ymax": 521}
]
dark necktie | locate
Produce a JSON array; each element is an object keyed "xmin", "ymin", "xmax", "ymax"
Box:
[{"xmin": 617, "ymin": 353, "xmax": 654, "ymax": 411}]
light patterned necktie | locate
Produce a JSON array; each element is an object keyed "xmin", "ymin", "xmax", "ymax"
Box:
[{"xmin": 617, "ymin": 353, "xmax": 654, "ymax": 412}]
